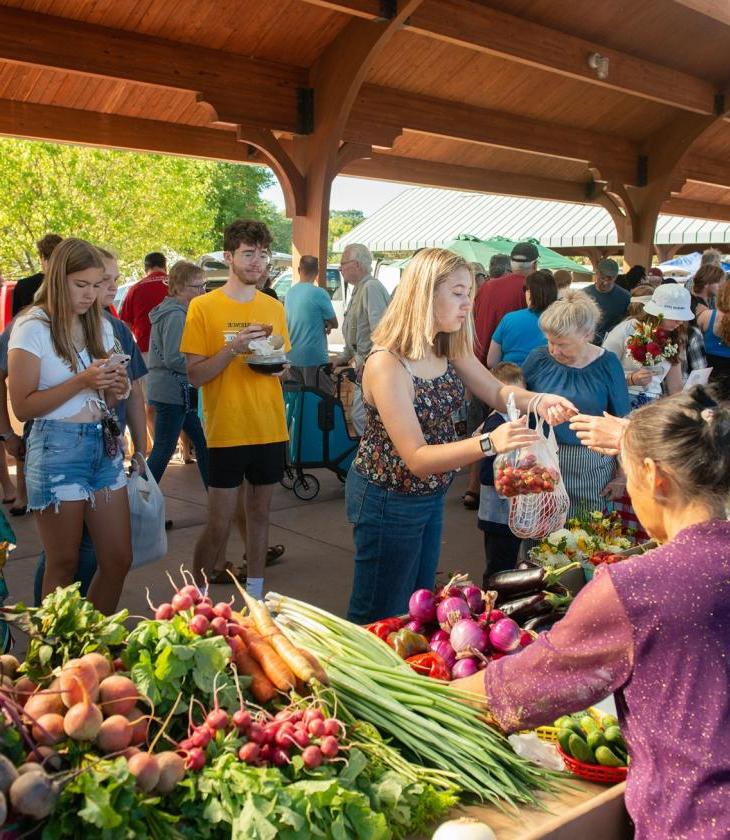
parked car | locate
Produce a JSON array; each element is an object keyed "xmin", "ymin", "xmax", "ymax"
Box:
[
  {"xmin": 197, "ymin": 251, "xmax": 291, "ymax": 291},
  {"xmin": 273, "ymin": 266, "xmax": 348, "ymax": 351}
]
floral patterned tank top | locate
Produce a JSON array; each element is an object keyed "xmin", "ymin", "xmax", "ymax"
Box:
[{"xmin": 353, "ymin": 350, "xmax": 465, "ymax": 495}]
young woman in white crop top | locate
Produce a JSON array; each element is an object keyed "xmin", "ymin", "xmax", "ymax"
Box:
[{"xmin": 8, "ymin": 238, "xmax": 133, "ymax": 613}]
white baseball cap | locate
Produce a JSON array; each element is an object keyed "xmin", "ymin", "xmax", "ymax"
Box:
[{"xmin": 643, "ymin": 284, "xmax": 694, "ymax": 321}]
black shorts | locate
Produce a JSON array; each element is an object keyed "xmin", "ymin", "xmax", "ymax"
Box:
[{"xmin": 208, "ymin": 442, "xmax": 286, "ymax": 489}]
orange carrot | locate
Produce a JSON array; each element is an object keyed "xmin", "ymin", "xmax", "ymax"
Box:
[
  {"xmin": 239, "ymin": 627, "xmax": 295, "ymax": 692},
  {"xmin": 297, "ymin": 647, "xmax": 328, "ymax": 685},
  {"xmin": 235, "ymin": 644, "xmax": 277, "ymax": 704}
]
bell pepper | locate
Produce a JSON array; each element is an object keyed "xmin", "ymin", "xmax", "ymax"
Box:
[
  {"xmin": 365, "ymin": 617, "xmax": 404, "ymax": 642},
  {"xmin": 406, "ymin": 651, "xmax": 451, "ymax": 680},
  {"xmin": 387, "ymin": 628, "xmax": 430, "ymax": 659}
]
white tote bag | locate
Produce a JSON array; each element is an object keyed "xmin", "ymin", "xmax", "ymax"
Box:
[{"xmin": 127, "ymin": 456, "xmax": 167, "ymax": 568}]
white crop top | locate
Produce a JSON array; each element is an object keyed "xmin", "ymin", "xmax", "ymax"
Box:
[{"xmin": 8, "ymin": 308, "xmax": 115, "ymax": 420}]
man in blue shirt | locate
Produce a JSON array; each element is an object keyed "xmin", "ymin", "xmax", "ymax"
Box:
[
  {"xmin": 582, "ymin": 258, "xmax": 630, "ymax": 344},
  {"xmin": 284, "ymin": 255, "xmax": 337, "ymax": 392}
]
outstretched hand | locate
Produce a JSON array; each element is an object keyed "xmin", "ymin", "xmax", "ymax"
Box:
[
  {"xmin": 569, "ymin": 412, "xmax": 628, "ymax": 455},
  {"xmin": 537, "ymin": 394, "xmax": 578, "ymax": 426}
]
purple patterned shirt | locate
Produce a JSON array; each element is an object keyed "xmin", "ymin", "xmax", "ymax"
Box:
[{"xmin": 486, "ymin": 520, "xmax": 730, "ymax": 839}]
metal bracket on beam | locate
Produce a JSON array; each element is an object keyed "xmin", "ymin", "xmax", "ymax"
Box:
[
  {"xmin": 714, "ymin": 93, "xmax": 726, "ymax": 116},
  {"xmin": 637, "ymin": 155, "xmax": 649, "ymax": 188},
  {"xmin": 296, "ymin": 88, "xmax": 314, "ymax": 135},
  {"xmin": 378, "ymin": 0, "xmax": 397, "ymax": 19}
]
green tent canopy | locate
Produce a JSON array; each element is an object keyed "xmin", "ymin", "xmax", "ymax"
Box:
[{"xmin": 444, "ymin": 234, "xmax": 592, "ymax": 274}]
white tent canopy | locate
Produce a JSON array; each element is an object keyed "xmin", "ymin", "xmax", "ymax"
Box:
[{"xmin": 333, "ymin": 188, "xmax": 730, "ymax": 253}]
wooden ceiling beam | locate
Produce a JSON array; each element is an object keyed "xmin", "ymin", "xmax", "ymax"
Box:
[
  {"xmin": 341, "ymin": 153, "xmax": 591, "ymax": 203},
  {"xmin": 0, "ymin": 99, "xmax": 254, "ymax": 163},
  {"xmin": 661, "ymin": 197, "xmax": 730, "ymax": 222},
  {"xmin": 352, "ymin": 85, "xmax": 638, "ymax": 182},
  {"xmin": 673, "ymin": 0, "xmax": 730, "ymax": 26},
  {"xmin": 682, "ymin": 154, "xmax": 730, "ymax": 188},
  {"xmin": 0, "ymin": 5, "xmax": 305, "ymax": 131}
]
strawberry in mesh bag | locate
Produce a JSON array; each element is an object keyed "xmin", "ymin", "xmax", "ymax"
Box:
[{"xmin": 494, "ymin": 394, "xmax": 569, "ymax": 538}]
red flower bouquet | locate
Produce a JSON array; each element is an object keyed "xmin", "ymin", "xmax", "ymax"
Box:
[{"xmin": 626, "ymin": 317, "xmax": 678, "ymax": 367}]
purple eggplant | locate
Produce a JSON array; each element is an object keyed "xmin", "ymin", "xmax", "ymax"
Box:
[
  {"xmin": 487, "ymin": 562, "xmax": 581, "ymax": 600},
  {"xmin": 523, "ymin": 612, "xmax": 563, "ymax": 633},
  {"xmin": 499, "ymin": 590, "xmax": 573, "ymax": 623}
]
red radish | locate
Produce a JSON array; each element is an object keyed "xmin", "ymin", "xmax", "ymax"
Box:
[
  {"xmin": 248, "ymin": 723, "xmax": 266, "ymax": 744},
  {"xmin": 320, "ymin": 736, "xmax": 339, "ymax": 759},
  {"xmin": 60, "ymin": 662, "xmax": 99, "ymax": 707},
  {"xmin": 302, "ymin": 708, "xmax": 323, "ymax": 726},
  {"xmin": 171, "ymin": 592, "xmax": 193, "ymax": 613},
  {"xmin": 210, "ymin": 616, "xmax": 228, "ymax": 636},
  {"xmin": 271, "ymin": 747, "xmax": 290, "ymax": 766},
  {"xmin": 189, "ymin": 614, "xmax": 209, "ymax": 636},
  {"xmin": 113, "ymin": 658, "xmax": 125, "ymax": 672},
  {"xmin": 227, "ymin": 636, "xmax": 244, "ymax": 659},
  {"xmin": 301, "ymin": 745, "xmax": 322, "ymax": 769},
  {"xmin": 291, "ymin": 728, "xmax": 310, "ymax": 748},
  {"xmin": 258, "ymin": 744, "xmax": 272, "ymax": 763},
  {"xmin": 12, "ymin": 676, "xmax": 37, "ymax": 706},
  {"xmin": 307, "ymin": 718, "xmax": 325, "ymax": 738},
  {"xmin": 232, "ymin": 710, "xmax": 251, "ymax": 733},
  {"xmin": 64, "ymin": 700, "xmax": 103, "ymax": 741},
  {"xmin": 179, "ymin": 584, "xmax": 202, "ymax": 605},
  {"xmin": 154, "ymin": 752, "xmax": 186, "ymax": 794},
  {"xmin": 121, "ymin": 746, "xmax": 141, "ymax": 760},
  {"xmin": 322, "ymin": 718, "xmax": 340, "ymax": 737},
  {"xmin": 155, "ymin": 603, "xmax": 175, "ymax": 621},
  {"xmin": 194, "ymin": 603, "xmax": 215, "ymax": 621},
  {"xmin": 32, "ymin": 713, "xmax": 65, "ymax": 746},
  {"xmin": 24, "ymin": 681, "xmax": 64, "ymax": 720},
  {"xmin": 125, "ymin": 706, "xmax": 149, "ymax": 746},
  {"xmin": 226, "ymin": 623, "xmax": 246, "ymax": 639},
  {"xmin": 78, "ymin": 652, "xmax": 112, "ymax": 681},
  {"xmin": 96, "ymin": 714, "xmax": 132, "ymax": 753},
  {"xmin": 185, "ymin": 747, "xmax": 205, "ymax": 771},
  {"xmin": 275, "ymin": 725, "xmax": 295, "ymax": 747},
  {"xmin": 213, "ymin": 602, "xmax": 232, "ymax": 620},
  {"xmin": 191, "ymin": 727, "xmax": 212, "ymax": 749},
  {"xmin": 238, "ymin": 743, "xmax": 259, "ymax": 764},
  {"xmin": 178, "ymin": 738, "xmax": 194, "ymax": 752},
  {"xmin": 127, "ymin": 752, "xmax": 160, "ymax": 792},
  {"xmin": 206, "ymin": 709, "xmax": 228, "ymax": 731},
  {"xmin": 198, "ymin": 596, "xmax": 213, "ymax": 607},
  {"xmin": 99, "ymin": 675, "xmax": 138, "ymax": 716},
  {"xmin": 519, "ymin": 630, "xmax": 535, "ymax": 647}
]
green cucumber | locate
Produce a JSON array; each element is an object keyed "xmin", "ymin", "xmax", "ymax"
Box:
[
  {"xmin": 599, "ymin": 713, "xmax": 619, "ymax": 729},
  {"xmin": 579, "ymin": 715, "xmax": 599, "ymax": 736},
  {"xmin": 568, "ymin": 732, "xmax": 596, "ymax": 764},
  {"xmin": 554, "ymin": 716, "xmax": 582, "ymax": 734},
  {"xmin": 587, "ymin": 729, "xmax": 607, "ymax": 751},
  {"xmin": 595, "ymin": 745, "xmax": 626, "ymax": 767},
  {"xmin": 557, "ymin": 728, "xmax": 574, "ymax": 753},
  {"xmin": 604, "ymin": 725, "xmax": 627, "ymax": 750}
]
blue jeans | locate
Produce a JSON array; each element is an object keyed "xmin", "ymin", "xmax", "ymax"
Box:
[
  {"xmin": 34, "ymin": 528, "xmax": 96, "ymax": 606},
  {"xmin": 345, "ymin": 467, "xmax": 448, "ymax": 624},
  {"xmin": 147, "ymin": 401, "xmax": 209, "ymax": 488}
]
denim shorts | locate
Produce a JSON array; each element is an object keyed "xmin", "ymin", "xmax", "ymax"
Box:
[{"xmin": 25, "ymin": 419, "xmax": 126, "ymax": 513}]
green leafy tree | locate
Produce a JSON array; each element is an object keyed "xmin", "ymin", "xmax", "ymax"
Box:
[{"xmin": 328, "ymin": 209, "xmax": 365, "ymax": 253}]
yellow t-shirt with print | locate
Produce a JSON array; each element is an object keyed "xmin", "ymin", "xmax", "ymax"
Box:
[{"xmin": 180, "ymin": 288, "xmax": 290, "ymax": 448}]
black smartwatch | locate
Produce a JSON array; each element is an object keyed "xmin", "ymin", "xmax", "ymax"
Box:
[{"xmin": 478, "ymin": 432, "xmax": 495, "ymax": 455}]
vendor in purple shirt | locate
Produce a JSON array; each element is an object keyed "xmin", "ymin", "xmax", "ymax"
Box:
[{"xmin": 453, "ymin": 385, "xmax": 730, "ymax": 839}]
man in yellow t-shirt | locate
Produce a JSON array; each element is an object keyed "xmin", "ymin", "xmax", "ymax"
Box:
[{"xmin": 181, "ymin": 219, "xmax": 290, "ymax": 597}]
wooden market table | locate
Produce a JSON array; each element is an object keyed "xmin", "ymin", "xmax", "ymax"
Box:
[{"xmin": 417, "ymin": 780, "xmax": 630, "ymax": 840}]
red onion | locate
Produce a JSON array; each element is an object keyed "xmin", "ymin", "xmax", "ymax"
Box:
[
  {"xmin": 460, "ymin": 584, "xmax": 485, "ymax": 614},
  {"xmin": 430, "ymin": 629, "xmax": 450, "ymax": 644},
  {"xmin": 408, "ymin": 589, "xmax": 438, "ymax": 623},
  {"xmin": 489, "ymin": 618, "xmax": 521, "ymax": 653},
  {"xmin": 429, "ymin": 638, "xmax": 457, "ymax": 669},
  {"xmin": 449, "ymin": 618, "xmax": 489, "ymax": 654},
  {"xmin": 451, "ymin": 657, "xmax": 479, "ymax": 679},
  {"xmin": 404, "ymin": 619, "xmax": 427, "ymax": 634},
  {"xmin": 436, "ymin": 597, "xmax": 471, "ymax": 632}
]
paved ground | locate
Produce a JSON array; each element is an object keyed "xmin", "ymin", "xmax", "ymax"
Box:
[{"xmin": 3, "ymin": 459, "xmax": 485, "ymax": 631}]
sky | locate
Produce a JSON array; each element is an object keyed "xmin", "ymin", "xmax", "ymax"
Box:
[{"xmin": 261, "ymin": 175, "xmax": 408, "ymax": 217}]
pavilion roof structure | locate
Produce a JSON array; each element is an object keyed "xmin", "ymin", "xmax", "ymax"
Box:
[{"xmin": 0, "ymin": 0, "xmax": 728, "ymax": 272}]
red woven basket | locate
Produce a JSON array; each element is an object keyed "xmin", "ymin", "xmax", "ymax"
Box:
[{"xmin": 557, "ymin": 746, "xmax": 628, "ymax": 784}]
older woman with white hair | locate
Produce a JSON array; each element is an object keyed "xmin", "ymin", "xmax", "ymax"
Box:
[{"xmin": 522, "ymin": 290, "xmax": 630, "ymax": 516}]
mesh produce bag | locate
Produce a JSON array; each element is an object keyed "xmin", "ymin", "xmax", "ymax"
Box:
[{"xmin": 494, "ymin": 395, "xmax": 570, "ymax": 538}]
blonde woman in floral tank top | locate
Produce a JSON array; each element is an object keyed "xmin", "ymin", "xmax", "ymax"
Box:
[{"xmin": 345, "ymin": 248, "xmax": 577, "ymax": 624}]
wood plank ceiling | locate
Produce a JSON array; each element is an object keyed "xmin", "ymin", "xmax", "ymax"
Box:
[{"xmin": 0, "ymin": 0, "xmax": 729, "ymax": 219}]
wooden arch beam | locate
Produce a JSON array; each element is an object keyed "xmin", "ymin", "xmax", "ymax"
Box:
[{"xmin": 236, "ymin": 127, "xmax": 306, "ymax": 218}]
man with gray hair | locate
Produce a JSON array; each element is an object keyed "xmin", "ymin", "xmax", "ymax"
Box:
[
  {"xmin": 582, "ymin": 257, "xmax": 629, "ymax": 344},
  {"xmin": 474, "ymin": 241, "xmax": 537, "ymax": 363},
  {"xmin": 335, "ymin": 243, "xmax": 390, "ymax": 434},
  {"xmin": 700, "ymin": 248, "xmax": 723, "ymax": 268}
]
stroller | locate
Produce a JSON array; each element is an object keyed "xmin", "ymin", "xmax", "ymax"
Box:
[{"xmin": 282, "ymin": 365, "xmax": 360, "ymax": 500}]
